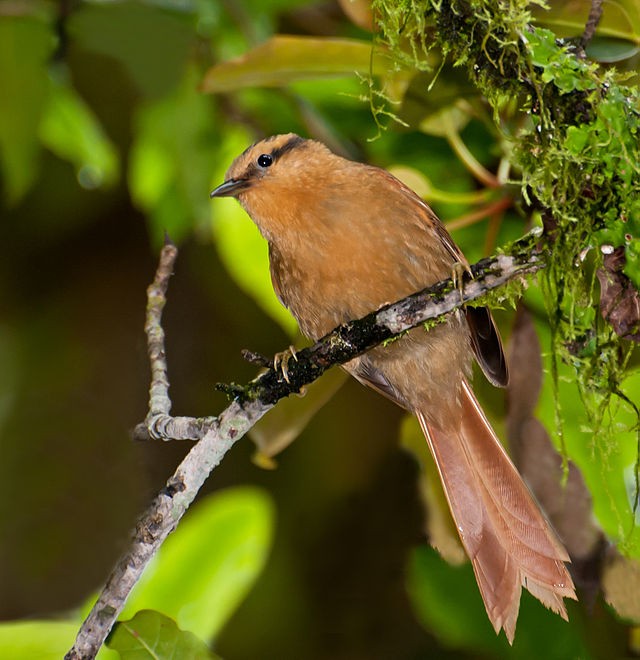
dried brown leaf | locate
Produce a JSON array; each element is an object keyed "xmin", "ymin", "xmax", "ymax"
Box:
[
  {"xmin": 507, "ymin": 306, "xmax": 603, "ymax": 566},
  {"xmin": 597, "ymin": 247, "xmax": 640, "ymax": 342}
]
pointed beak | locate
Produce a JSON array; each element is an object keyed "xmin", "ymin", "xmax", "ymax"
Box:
[{"xmin": 210, "ymin": 178, "xmax": 250, "ymax": 198}]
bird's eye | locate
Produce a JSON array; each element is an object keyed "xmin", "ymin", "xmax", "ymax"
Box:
[{"xmin": 257, "ymin": 153, "xmax": 273, "ymax": 168}]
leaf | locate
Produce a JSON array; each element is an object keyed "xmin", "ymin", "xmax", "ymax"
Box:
[
  {"xmin": 107, "ymin": 610, "xmax": 216, "ymax": 659},
  {"xmin": 533, "ymin": 0, "xmax": 640, "ymax": 44},
  {"xmin": 528, "ymin": 296, "xmax": 640, "ymax": 558},
  {"xmin": 0, "ymin": 620, "xmax": 116, "ymax": 660},
  {"xmin": 506, "ymin": 306, "xmax": 603, "ymax": 591},
  {"xmin": 121, "ymin": 487, "xmax": 274, "ymax": 642},
  {"xmin": 210, "ymin": 128, "xmax": 298, "ymax": 336},
  {"xmin": 128, "ymin": 66, "xmax": 217, "ymax": 245},
  {"xmin": 564, "ymin": 125, "xmax": 589, "ymax": 154},
  {"xmin": 201, "ymin": 36, "xmax": 388, "ymax": 93},
  {"xmin": 603, "ymin": 553, "xmax": 640, "ymax": 623},
  {"xmin": 39, "ymin": 77, "xmax": 119, "ymax": 190},
  {"xmin": 250, "ymin": 367, "xmax": 348, "ymax": 466},
  {"xmin": 585, "ymin": 36, "xmax": 640, "ymax": 63},
  {"xmin": 597, "ymin": 246, "xmax": 640, "ymax": 341},
  {"xmin": 0, "ymin": 15, "xmax": 54, "ymax": 204},
  {"xmin": 68, "ymin": 1, "xmax": 195, "ymax": 98}
]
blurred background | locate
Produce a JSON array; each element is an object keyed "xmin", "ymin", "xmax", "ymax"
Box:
[{"xmin": 1, "ymin": 0, "xmax": 639, "ymax": 657}]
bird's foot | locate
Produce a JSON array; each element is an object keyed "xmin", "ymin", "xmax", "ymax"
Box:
[
  {"xmin": 274, "ymin": 345, "xmax": 298, "ymax": 383},
  {"xmin": 451, "ymin": 262, "xmax": 469, "ymax": 302}
]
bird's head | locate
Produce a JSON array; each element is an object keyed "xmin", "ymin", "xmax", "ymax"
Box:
[
  {"xmin": 210, "ymin": 133, "xmax": 328, "ymax": 200},
  {"xmin": 210, "ymin": 133, "xmax": 343, "ymax": 241}
]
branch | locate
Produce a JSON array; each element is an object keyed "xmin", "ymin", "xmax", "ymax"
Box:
[
  {"xmin": 65, "ymin": 229, "xmax": 545, "ymax": 659},
  {"xmin": 580, "ymin": 0, "xmax": 603, "ymax": 50}
]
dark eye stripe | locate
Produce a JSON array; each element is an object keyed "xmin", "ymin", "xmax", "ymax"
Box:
[{"xmin": 270, "ymin": 135, "xmax": 305, "ymax": 161}]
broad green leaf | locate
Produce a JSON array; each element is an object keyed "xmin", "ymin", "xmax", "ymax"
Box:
[
  {"xmin": 0, "ymin": 620, "xmax": 116, "ymax": 660},
  {"xmin": 0, "ymin": 16, "xmax": 54, "ymax": 204},
  {"xmin": 532, "ymin": 313, "xmax": 640, "ymax": 557},
  {"xmin": 121, "ymin": 487, "xmax": 274, "ymax": 641},
  {"xmin": 128, "ymin": 138, "xmax": 174, "ymax": 211},
  {"xmin": 201, "ymin": 36, "xmax": 389, "ymax": 93},
  {"xmin": 210, "ymin": 128, "xmax": 298, "ymax": 336},
  {"xmin": 534, "ymin": 0, "xmax": 640, "ymax": 43},
  {"xmin": 564, "ymin": 125, "xmax": 590, "ymax": 154},
  {"xmin": 107, "ymin": 610, "xmax": 216, "ymax": 659},
  {"xmin": 68, "ymin": 1, "xmax": 195, "ymax": 98},
  {"xmin": 585, "ymin": 36, "xmax": 640, "ymax": 63},
  {"xmin": 128, "ymin": 66, "xmax": 218, "ymax": 245},
  {"xmin": 39, "ymin": 78, "xmax": 119, "ymax": 189}
]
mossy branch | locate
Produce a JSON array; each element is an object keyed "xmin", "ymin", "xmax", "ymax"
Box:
[
  {"xmin": 228, "ymin": 229, "xmax": 542, "ymax": 406},
  {"xmin": 65, "ymin": 229, "xmax": 544, "ymax": 659}
]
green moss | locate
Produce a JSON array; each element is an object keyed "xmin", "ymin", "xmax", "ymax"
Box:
[{"xmin": 374, "ymin": 0, "xmax": 640, "ymax": 487}]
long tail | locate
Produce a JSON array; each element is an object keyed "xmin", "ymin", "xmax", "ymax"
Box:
[{"xmin": 416, "ymin": 380, "xmax": 576, "ymax": 643}]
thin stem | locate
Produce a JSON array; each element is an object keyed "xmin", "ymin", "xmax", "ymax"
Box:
[
  {"xmin": 445, "ymin": 126, "xmax": 499, "ymax": 189},
  {"xmin": 446, "ymin": 195, "xmax": 512, "ymax": 232}
]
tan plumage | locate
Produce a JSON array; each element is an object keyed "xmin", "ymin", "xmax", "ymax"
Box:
[{"xmin": 211, "ymin": 133, "xmax": 576, "ymax": 642}]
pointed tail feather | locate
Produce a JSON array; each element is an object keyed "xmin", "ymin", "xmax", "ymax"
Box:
[{"xmin": 417, "ymin": 380, "xmax": 576, "ymax": 643}]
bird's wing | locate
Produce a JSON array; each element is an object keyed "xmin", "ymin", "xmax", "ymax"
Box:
[{"xmin": 465, "ymin": 306, "xmax": 509, "ymax": 387}]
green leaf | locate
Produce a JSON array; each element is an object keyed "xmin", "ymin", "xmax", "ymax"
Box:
[
  {"xmin": 128, "ymin": 137, "xmax": 175, "ymax": 211},
  {"xmin": 0, "ymin": 15, "xmax": 54, "ymax": 204},
  {"xmin": 531, "ymin": 313, "xmax": 640, "ymax": 557},
  {"xmin": 0, "ymin": 620, "xmax": 116, "ymax": 660},
  {"xmin": 107, "ymin": 610, "xmax": 217, "ymax": 659},
  {"xmin": 564, "ymin": 125, "xmax": 589, "ymax": 154},
  {"xmin": 68, "ymin": 1, "xmax": 195, "ymax": 98},
  {"xmin": 526, "ymin": 27, "xmax": 597, "ymax": 93},
  {"xmin": 39, "ymin": 77, "xmax": 119, "ymax": 189},
  {"xmin": 624, "ymin": 237, "xmax": 640, "ymax": 289},
  {"xmin": 533, "ymin": 0, "xmax": 640, "ymax": 44},
  {"xmin": 128, "ymin": 66, "xmax": 218, "ymax": 245},
  {"xmin": 121, "ymin": 487, "xmax": 274, "ymax": 641},
  {"xmin": 585, "ymin": 37, "xmax": 640, "ymax": 63},
  {"xmin": 201, "ymin": 36, "xmax": 387, "ymax": 93},
  {"xmin": 210, "ymin": 128, "xmax": 298, "ymax": 337}
]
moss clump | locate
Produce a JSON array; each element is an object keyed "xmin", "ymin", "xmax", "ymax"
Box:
[{"xmin": 373, "ymin": 0, "xmax": 640, "ymax": 472}]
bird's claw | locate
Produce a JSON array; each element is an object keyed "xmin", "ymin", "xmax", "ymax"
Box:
[
  {"xmin": 274, "ymin": 345, "xmax": 298, "ymax": 383},
  {"xmin": 451, "ymin": 262, "xmax": 469, "ymax": 302}
]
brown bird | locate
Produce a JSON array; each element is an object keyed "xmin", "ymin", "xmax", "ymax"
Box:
[{"xmin": 211, "ymin": 133, "xmax": 576, "ymax": 642}]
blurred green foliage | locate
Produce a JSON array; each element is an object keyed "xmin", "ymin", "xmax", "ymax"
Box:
[
  {"xmin": 1, "ymin": 0, "xmax": 639, "ymax": 657},
  {"xmin": 0, "ymin": 488, "xmax": 272, "ymax": 657},
  {"xmin": 118, "ymin": 487, "xmax": 274, "ymax": 642}
]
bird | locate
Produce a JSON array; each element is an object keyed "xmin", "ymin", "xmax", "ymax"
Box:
[{"xmin": 210, "ymin": 133, "xmax": 577, "ymax": 642}]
